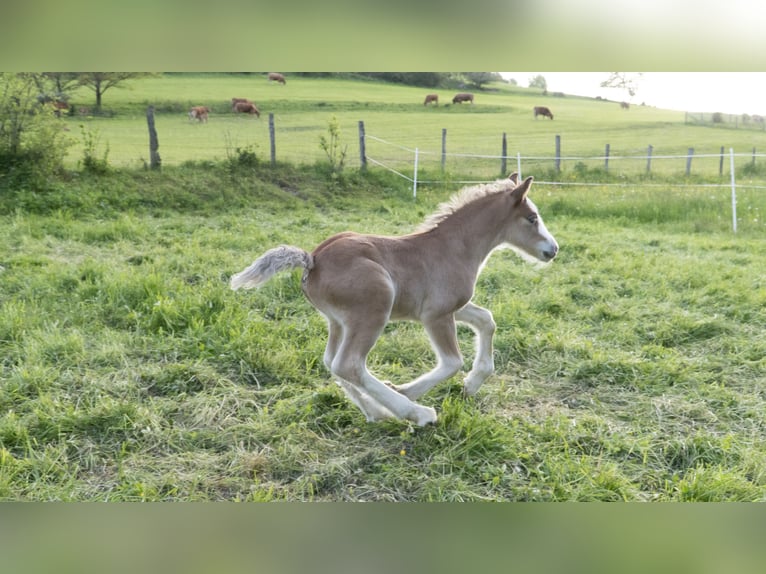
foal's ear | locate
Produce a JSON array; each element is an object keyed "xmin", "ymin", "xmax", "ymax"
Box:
[
  {"xmin": 507, "ymin": 172, "xmax": 519, "ymax": 184},
  {"xmin": 510, "ymin": 176, "xmax": 534, "ymax": 204}
]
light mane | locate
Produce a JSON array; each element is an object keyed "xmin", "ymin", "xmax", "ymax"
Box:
[{"xmin": 418, "ymin": 179, "xmax": 512, "ymax": 232}]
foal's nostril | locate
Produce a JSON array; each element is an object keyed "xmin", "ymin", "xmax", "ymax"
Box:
[{"xmin": 544, "ymin": 246, "xmax": 558, "ymax": 260}]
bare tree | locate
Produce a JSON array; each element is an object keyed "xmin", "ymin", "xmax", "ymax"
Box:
[
  {"xmin": 600, "ymin": 72, "xmax": 643, "ymax": 100},
  {"xmin": 76, "ymin": 73, "xmax": 153, "ymax": 110}
]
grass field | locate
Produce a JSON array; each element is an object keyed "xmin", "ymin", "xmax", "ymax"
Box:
[
  {"xmin": 2, "ymin": 74, "xmax": 766, "ymax": 501},
  {"xmin": 61, "ymin": 74, "xmax": 766, "ymax": 179},
  {"xmin": 1, "ymin": 158, "xmax": 765, "ymax": 500}
]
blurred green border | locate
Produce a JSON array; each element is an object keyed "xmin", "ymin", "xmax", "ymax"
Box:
[
  {"xmin": 2, "ymin": 503, "xmax": 765, "ymax": 574},
  {"xmin": 2, "ymin": 1, "xmax": 764, "ymax": 70}
]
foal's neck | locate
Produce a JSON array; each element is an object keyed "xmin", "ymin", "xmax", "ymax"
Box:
[{"xmin": 430, "ymin": 191, "xmax": 512, "ymax": 264}]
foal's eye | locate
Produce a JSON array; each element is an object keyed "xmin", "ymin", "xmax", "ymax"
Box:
[{"xmin": 526, "ymin": 214, "xmax": 538, "ymax": 225}]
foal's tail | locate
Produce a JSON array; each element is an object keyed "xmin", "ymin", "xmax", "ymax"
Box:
[{"xmin": 230, "ymin": 245, "xmax": 314, "ymax": 290}]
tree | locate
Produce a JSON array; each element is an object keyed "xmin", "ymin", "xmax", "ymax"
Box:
[
  {"xmin": 528, "ymin": 74, "xmax": 547, "ymax": 91},
  {"xmin": 0, "ymin": 73, "xmax": 73, "ymax": 181},
  {"xmin": 462, "ymin": 72, "xmax": 501, "ymax": 89},
  {"xmin": 32, "ymin": 73, "xmax": 80, "ymax": 102},
  {"xmin": 76, "ymin": 73, "xmax": 152, "ymax": 110},
  {"xmin": 600, "ymin": 72, "xmax": 643, "ymax": 100}
]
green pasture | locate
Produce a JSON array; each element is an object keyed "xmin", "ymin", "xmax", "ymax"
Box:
[
  {"xmin": 1, "ymin": 161, "xmax": 766, "ymax": 501},
  {"xmin": 2, "ymin": 74, "xmax": 766, "ymax": 501},
  {"xmin": 62, "ymin": 74, "xmax": 766, "ymax": 179}
]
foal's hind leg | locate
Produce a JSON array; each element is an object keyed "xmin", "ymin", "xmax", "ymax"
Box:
[
  {"xmin": 331, "ymin": 315, "xmax": 437, "ymax": 426},
  {"xmin": 323, "ymin": 316, "xmax": 342, "ymax": 371},
  {"xmin": 324, "ymin": 316, "xmax": 394, "ymax": 421},
  {"xmin": 455, "ymin": 302, "xmax": 496, "ymax": 395},
  {"xmin": 333, "ymin": 379, "xmax": 396, "ymax": 422}
]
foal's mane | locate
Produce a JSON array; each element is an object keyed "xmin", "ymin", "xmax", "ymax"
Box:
[{"xmin": 418, "ymin": 179, "xmax": 512, "ymax": 232}]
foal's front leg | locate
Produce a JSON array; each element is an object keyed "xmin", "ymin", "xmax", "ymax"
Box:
[
  {"xmin": 454, "ymin": 302, "xmax": 496, "ymax": 395},
  {"xmin": 394, "ymin": 314, "xmax": 464, "ymax": 401}
]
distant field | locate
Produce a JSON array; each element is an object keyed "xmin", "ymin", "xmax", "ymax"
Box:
[{"xmin": 61, "ymin": 74, "xmax": 766, "ymax": 179}]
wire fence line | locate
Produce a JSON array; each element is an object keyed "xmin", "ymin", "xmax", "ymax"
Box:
[
  {"xmin": 364, "ymin": 131, "xmax": 766, "ymax": 188},
  {"xmin": 363, "ymin": 132, "xmax": 766, "ymax": 233}
]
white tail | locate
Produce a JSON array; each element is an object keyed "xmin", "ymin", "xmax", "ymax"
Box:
[{"xmin": 230, "ymin": 245, "xmax": 313, "ymax": 290}]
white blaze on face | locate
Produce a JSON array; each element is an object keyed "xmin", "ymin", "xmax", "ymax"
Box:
[{"xmin": 527, "ymin": 198, "xmax": 559, "ymax": 261}]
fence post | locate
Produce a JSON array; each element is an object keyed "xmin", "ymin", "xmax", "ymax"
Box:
[
  {"xmin": 646, "ymin": 145, "xmax": 653, "ymax": 173},
  {"xmin": 719, "ymin": 146, "xmax": 725, "ymax": 176},
  {"xmin": 686, "ymin": 147, "xmax": 694, "ymax": 176},
  {"xmin": 730, "ymin": 148, "xmax": 737, "ymax": 233},
  {"xmin": 358, "ymin": 121, "xmax": 367, "ymax": 171},
  {"xmin": 413, "ymin": 147, "xmax": 419, "ymax": 198},
  {"xmin": 555, "ymin": 135, "xmax": 561, "ymax": 173},
  {"xmin": 753, "ymin": 147, "xmax": 757, "ymax": 167},
  {"xmin": 441, "ymin": 128, "xmax": 447, "ymax": 173},
  {"xmin": 604, "ymin": 143, "xmax": 610, "ymax": 172},
  {"xmin": 146, "ymin": 106, "xmax": 161, "ymax": 170},
  {"xmin": 268, "ymin": 113, "xmax": 276, "ymax": 167},
  {"xmin": 501, "ymin": 132, "xmax": 507, "ymax": 176},
  {"xmin": 517, "ymin": 152, "xmax": 522, "ymax": 180}
]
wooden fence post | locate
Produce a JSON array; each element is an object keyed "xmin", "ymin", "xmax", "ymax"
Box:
[
  {"xmin": 501, "ymin": 132, "xmax": 507, "ymax": 176},
  {"xmin": 555, "ymin": 134, "xmax": 561, "ymax": 173},
  {"xmin": 604, "ymin": 143, "xmax": 610, "ymax": 172},
  {"xmin": 269, "ymin": 113, "xmax": 276, "ymax": 167},
  {"xmin": 146, "ymin": 106, "xmax": 161, "ymax": 170},
  {"xmin": 719, "ymin": 146, "xmax": 725, "ymax": 176},
  {"xmin": 441, "ymin": 128, "xmax": 447, "ymax": 173},
  {"xmin": 646, "ymin": 145, "xmax": 653, "ymax": 173},
  {"xmin": 358, "ymin": 120, "xmax": 367, "ymax": 170},
  {"xmin": 686, "ymin": 147, "xmax": 694, "ymax": 176},
  {"xmin": 753, "ymin": 147, "xmax": 757, "ymax": 167}
]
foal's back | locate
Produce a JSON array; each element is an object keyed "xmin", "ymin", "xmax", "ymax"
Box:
[{"xmin": 303, "ymin": 229, "xmax": 469, "ymax": 322}]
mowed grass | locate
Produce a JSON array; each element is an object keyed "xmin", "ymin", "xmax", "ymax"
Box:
[
  {"xmin": 1, "ymin": 163, "xmax": 765, "ymax": 501},
  {"xmin": 61, "ymin": 74, "xmax": 766, "ymax": 178}
]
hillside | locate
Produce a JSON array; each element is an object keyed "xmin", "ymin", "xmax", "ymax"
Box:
[{"xmin": 57, "ymin": 74, "xmax": 766, "ymax": 177}]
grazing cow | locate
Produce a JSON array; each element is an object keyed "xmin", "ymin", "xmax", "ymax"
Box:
[
  {"xmin": 620, "ymin": 101, "xmax": 630, "ymax": 110},
  {"xmin": 533, "ymin": 106, "xmax": 554, "ymax": 120},
  {"xmin": 424, "ymin": 93, "xmax": 439, "ymax": 106},
  {"xmin": 189, "ymin": 106, "xmax": 210, "ymax": 122},
  {"xmin": 231, "ymin": 97, "xmax": 254, "ymax": 110},
  {"xmin": 268, "ymin": 72, "xmax": 286, "ymax": 84},
  {"xmin": 51, "ymin": 100, "xmax": 70, "ymax": 117},
  {"xmin": 452, "ymin": 92, "xmax": 474, "ymax": 104},
  {"xmin": 233, "ymin": 101, "xmax": 261, "ymax": 117}
]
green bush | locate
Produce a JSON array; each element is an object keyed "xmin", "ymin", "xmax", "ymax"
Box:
[{"xmin": 0, "ymin": 73, "xmax": 74, "ymax": 188}]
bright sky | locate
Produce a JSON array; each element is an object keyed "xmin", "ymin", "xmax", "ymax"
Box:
[{"xmin": 501, "ymin": 73, "xmax": 766, "ymax": 116}]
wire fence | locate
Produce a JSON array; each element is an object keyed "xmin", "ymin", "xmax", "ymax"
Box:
[{"xmin": 363, "ymin": 131, "xmax": 766, "ymax": 233}]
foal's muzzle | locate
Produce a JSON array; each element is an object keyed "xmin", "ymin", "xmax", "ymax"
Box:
[{"xmin": 542, "ymin": 244, "xmax": 559, "ymax": 261}]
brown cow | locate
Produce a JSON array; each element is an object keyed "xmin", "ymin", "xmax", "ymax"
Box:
[
  {"xmin": 233, "ymin": 101, "xmax": 261, "ymax": 118},
  {"xmin": 189, "ymin": 106, "xmax": 210, "ymax": 122},
  {"xmin": 533, "ymin": 106, "xmax": 554, "ymax": 120},
  {"xmin": 424, "ymin": 93, "xmax": 438, "ymax": 106},
  {"xmin": 268, "ymin": 72, "xmax": 286, "ymax": 84},
  {"xmin": 51, "ymin": 100, "xmax": 70, "ymax": 117},
  {"xmin": 231, "ymin": 97, "xmax": 253, "ymax": 110},
  {"xmin": 452, "ymin": 92, "xmax": 474, "ymax": 104}
]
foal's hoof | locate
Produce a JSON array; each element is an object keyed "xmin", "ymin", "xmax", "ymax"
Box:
[{"xmin": 414, "ymin": 406, "xmax": 437, "ymax": 427}]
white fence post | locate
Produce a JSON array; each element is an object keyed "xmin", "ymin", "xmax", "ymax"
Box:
[
  {"xmin": 730, "ymin": 148, "xmax": 737, "ymax": 233},
  {"xmin": 413, "ymin": 147, "xmax": 419, "ymax": 198},
  {"xmin": 517, "ymin": 152, "xmax": 522, "ymax": 179}
]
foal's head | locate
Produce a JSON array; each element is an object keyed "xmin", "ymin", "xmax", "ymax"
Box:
[{"xmin": 503, "ymin": 174, "xmax": 559, "ymax": 263}]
